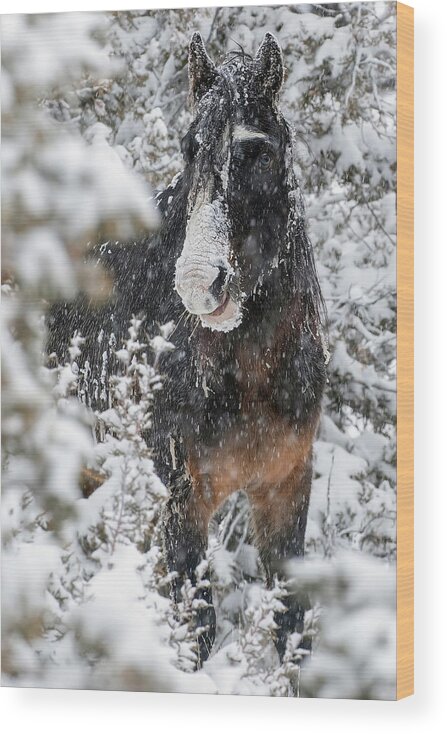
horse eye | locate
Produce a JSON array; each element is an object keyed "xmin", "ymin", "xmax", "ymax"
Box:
[{"xmin": 259, "ymin": 152, "xmax": 272, "ymax": 169}]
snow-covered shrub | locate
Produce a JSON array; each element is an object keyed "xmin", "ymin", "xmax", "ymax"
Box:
[
  {"xmin": 42, "ymin": 320, "xmax": 215, "ymax": 692},
  {"xmin": 1, "ymin": 12, "xmax": 157, "ymax": 686},
  {"xmin": 290, "ymin": 551, "xmax": 396, "ymax": 700}
]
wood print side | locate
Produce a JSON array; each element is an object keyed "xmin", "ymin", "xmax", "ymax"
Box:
[{"xmin": 396, "ymin": 1, "xmax": 414, "ymax": 701}]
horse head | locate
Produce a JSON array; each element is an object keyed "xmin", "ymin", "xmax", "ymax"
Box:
[{"xmin": 175, "ymin": 32, "xmax": 303, "ymax": 333}]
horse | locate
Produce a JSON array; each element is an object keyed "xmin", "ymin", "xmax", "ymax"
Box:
[{"xmin": 47, "ymin": 32, "xmax": 327, "ymax": 667}]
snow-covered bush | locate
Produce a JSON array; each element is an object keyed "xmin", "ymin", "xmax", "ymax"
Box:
[
  {"xmin": 1, "ymin": 12, "xmax": 158, "ymax": 687},
  {"xmin": 290, "ymin": 551, "xmax": 396, "ymax": 700},
  {"xmin": 42, "ymin": 321, "xmax": 214, "ymax": 693}
]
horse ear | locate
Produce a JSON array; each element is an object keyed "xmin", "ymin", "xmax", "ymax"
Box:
[
  {"xmin": 254, "ymin": 33, "xmax": 284, "ymax": 103},
  {"xmin": 189, "ymin": 32, "xmax": 217, "ymax": 104}
]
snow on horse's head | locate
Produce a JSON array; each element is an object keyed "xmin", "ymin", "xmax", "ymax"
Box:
[{"xmin": 175, "ymin": 32, "xmax": 300, "ymax": 333}]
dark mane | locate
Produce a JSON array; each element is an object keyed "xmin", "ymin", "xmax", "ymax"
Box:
[{"xmin": 223, "ymin": 45, "xmax": 254, "ymax": 64}]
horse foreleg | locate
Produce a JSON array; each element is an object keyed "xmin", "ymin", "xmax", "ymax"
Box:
[
  {"xmin": 248, "ymin": 459, "xmax": 313, "ymax": 662},
  {"xmin": 163, "ymin": 465, "xmax": 216, "ymax": 666}
]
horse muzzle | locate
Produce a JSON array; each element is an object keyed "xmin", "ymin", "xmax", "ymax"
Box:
[
  {"xmin": 174, "ymin": 197, "xmax": 243, "ymax": 331},
  {"xmin": 175, "ymin": 262, "xmax": 229, "ymax": 315},
  {"xmin": 175, "ymin": 260, "xmax": 242, "ymax": 332}
]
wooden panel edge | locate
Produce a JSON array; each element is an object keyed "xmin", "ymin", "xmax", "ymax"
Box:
[{"xmin": 396, "ymin": 1, "xmax": 414, "ymax": 701}]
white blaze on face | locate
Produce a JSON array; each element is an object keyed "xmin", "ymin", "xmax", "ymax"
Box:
[
  {"xmin": 175, "ymin": 196, "xmax": 229, "ymax": 309},
  {"xmin": 175, "ymin": 195, "xmax": 242, "ymax": 332}
]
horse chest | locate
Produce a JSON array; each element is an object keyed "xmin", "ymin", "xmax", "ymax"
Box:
[
  {"xmin": 233, "ymin": 338, "xmax": 284, "ymax": 409},
  {"xmin": 186, "ymin": 403, "xmax": 316, "ymax": 504},
  {"xmin": 186, "ymin": 340, "xmax": 311, "ymax": 497}
]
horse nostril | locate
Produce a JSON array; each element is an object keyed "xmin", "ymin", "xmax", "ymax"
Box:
[{"xmin": 209, "ymin": 265, "xmax": 228, "ymax": 301}]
